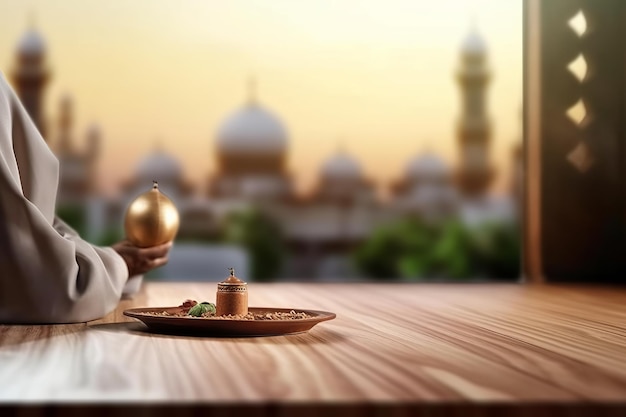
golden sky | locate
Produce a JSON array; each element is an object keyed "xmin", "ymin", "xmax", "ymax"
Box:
[{"xmin": 0, "ymin": 0, "xmax": 522, "ymax": 196}]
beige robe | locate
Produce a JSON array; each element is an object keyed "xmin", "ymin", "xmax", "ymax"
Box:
[{"xmin": 0, "ymin": 72, "xmax": 129, "ymax": 324}]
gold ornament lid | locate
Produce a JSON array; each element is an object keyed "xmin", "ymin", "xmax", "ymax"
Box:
[
  {"xmin": 124, "ymin": 179, "xmax": 180, "ymax": 248},
  {"xmin": 218, "ymin": 268, "xmax": 247, "ymax": 292}
]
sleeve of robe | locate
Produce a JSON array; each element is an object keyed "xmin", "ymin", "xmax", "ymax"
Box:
[{"xmin": 0, "ymin": 71, "xmax": 129, "ymax": 324}]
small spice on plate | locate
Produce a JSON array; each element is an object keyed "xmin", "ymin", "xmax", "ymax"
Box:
[
  {"xmin": 188, "ymin": 302, "xmax": 216, "ymax": 317},
  {"xmin": 178, "ymin": 299, "xmax": 198, "ymax": 313},
  {"xmin": 144, "ymin": 306, "xmax": 312, "ymax": 321}
]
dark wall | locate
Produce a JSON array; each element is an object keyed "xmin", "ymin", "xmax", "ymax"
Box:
[{"xmin": 530, "ymin": 0, "xmax": 626, "ymax": 282}]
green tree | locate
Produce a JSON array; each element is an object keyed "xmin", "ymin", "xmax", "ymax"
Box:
[
  {"xmin": 354, "ymin": 218, "xmax": 443, "ymax": 280},
  {"xmin": 94, "ymin": 227, "xmax": 124, "ymax": 247},
  {"xmin": 471, "ymin": 222, "xmax": 521, "ymax": 280},
  {"xmin": 354, "ymin": 218, "xmax": 520, "ymax": 281},
  {"xmin": 222, "ymin": 209, "xmax": 285, "ymax": 282},
  {"xmin": 425, "ymin": 220, "xmax": 477, "ymax": 279},
  {"xmin": 56, "ymin": 204, "xmax": 86, "ymax": 237}
]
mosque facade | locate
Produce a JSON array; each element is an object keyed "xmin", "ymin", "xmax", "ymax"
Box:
[{"xmin": 10, "ymin": 23, "xmax": 519, "ymax": 279}]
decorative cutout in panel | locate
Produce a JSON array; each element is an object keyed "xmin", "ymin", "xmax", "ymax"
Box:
[
  {"xmin": 566, "ymin": 99, "xmax": 587, "ymax": 125},
  {"xmin": 567, "ymin": 54, "xmax": 587, "ymax": 82},
  {"xmin": 567, "ymin": 142, "xmax": 595, "ymax": 173},
  {"xmin": 568, "ymin": 10, "xmax": 587, "ymax": 37}
]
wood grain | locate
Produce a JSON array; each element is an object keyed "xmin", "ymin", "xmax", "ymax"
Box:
[{"xmin": 0, "ymin": 283, "xmax": 625, "ymax": 403}]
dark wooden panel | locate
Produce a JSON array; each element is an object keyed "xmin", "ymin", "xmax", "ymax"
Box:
[{"xmin": 532, "ymin": 0, "xmax": 626, "ymax": 282}]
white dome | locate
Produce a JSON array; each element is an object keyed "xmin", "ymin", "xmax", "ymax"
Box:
[
  {"xmin": 217, "ymin": 104, "xmax": 287, "ymax": 154},
  {"xmin": 322, "ymin": 151, "xmax": 362, "ymax": 180},
  {"xmin": 136, "ymin": 150, "xmax": 183, "ymax": 182},
  {"xmin": 406, "ymin": 153, "xmax": 450, "ymax": 180},
  {"xmin": 462, "ymin": 29, "xmax": 486, "ymax": 55},
  {"xmin": 17, "ymin": 29, "xmax": 45, "ymax": 55}
]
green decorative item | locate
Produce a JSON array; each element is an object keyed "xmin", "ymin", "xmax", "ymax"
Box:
[{"xmin": 188, "ymin": 302, "xmax": 216, "ymax": 317}]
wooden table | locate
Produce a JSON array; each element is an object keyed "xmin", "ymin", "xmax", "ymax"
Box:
[{"xmin": 1, "ymin": 283, "xmax": 626, "ymax": 415}]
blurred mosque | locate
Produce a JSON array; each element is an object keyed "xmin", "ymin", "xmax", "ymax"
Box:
[{"xmin": 9, "ymin": 22, "xmax": 522, "ymax": 280}]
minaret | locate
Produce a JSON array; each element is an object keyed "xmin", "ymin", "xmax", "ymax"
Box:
[
  {"xmin": 11, "ymin": 17, "xmax": 50, "ymax": 139},
  {"xmin": 84, "ymin": 123, "xmax": 101, "ymax": 195},
  {"xmin": 456, "ymin": 26, "xmax": 493, "ymax": 196},
  {"xmin": 57, "ymin": 94, "xmax": 73, "ymax": 154}
]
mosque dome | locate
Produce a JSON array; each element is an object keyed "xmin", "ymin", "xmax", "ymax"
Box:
[
  {"xmin": 322, "ymin": 150, "xmax": 363, "ymax": 180},
  {"xmin": 216, "ymin": 103, "xmax": 288, "ymax": 155},
  {"xmin": 17, "ymin": 28, "xmax": 45, "ymax": 55},
  {"xmin": 461, "ymin": 29, "xmax": 486, "ymax": 55},
  {"xmin": 136, "ymin": 149, "xmax": 183, "ymax": 183},
  {"xmin": 406, "ymin": 153, "xmax": 450, "ymax": 181}
]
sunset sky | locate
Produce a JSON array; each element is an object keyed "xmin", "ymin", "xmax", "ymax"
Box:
[{"xmin": 0, "ymin": 0, "xmax": 522, "ymax": 196}]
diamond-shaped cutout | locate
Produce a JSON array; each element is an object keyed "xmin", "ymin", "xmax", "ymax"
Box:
[
  {"xmin": 568, "ymin": 54, "xmax": 587, "ymax": 82},
  {"xmin": 567, "ymin": 142, "xmax": 594, "ymax": 173},
  {"xmin": 566, "ymin": 99, "xmax": 587, "ymax": 125},
  {"xmin": 569, "ymin": 10, "xmax": 587, "ymax": 37}
]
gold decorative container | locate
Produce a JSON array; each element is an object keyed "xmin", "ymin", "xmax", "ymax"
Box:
[
  {"xmin": 124, "ymin": 181, "xmax": 179, "ymax": 248},
  {"xmin": 216, "ymin": 268, "xmax": 248, "ymax": 316}
]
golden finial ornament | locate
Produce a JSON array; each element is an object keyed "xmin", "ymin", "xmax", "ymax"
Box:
[{"xmin": 124, "ymin": 181, "xmax": 180, "ymax": 247}]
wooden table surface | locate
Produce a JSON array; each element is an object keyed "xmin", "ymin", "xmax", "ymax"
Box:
[{"xmin": 1, "ymin": 282, "xmax": 626, "ymax": 404}]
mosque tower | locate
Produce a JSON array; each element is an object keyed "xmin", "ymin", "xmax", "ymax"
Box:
[
  {"xmin": 55, "ymin": 94, "xmax": 101, "ymax": 204},
  {"xmin": 57, "ymin": 94, "xmax": 74, "ymax": 154},
  {"xmin": 456, "ymin": 26, "xmax": 494, "ymax": 196},
  {"xmin": 11, "ymin": 19, "xmax": 50, "ymax": 138}
]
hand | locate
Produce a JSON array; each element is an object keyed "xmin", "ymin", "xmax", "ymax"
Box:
[{"xmin": 112, "ymin": 240, "xmax": 173, "ymax": 277}]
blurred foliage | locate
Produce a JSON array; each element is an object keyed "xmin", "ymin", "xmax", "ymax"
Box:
[
  {"xmin": 222, "ymin": 209, "xmax": 285, "ymax": 282},
  {"xmin": 56, "ymin": 204, "xmax": 86, "ymax": 237},
  {"xmin": 94, "ymin": 227, "xmax": 124, "ymax": 247},
  {"xmin": 354, "ymin": 218, "xmax": 520, "ymax": 281},
  {"xmin": 471, "ymin": 222, "xmax": 521, "ymax": 280}
]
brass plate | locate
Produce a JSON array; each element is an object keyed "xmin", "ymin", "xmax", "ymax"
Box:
[{"xmin": 123, "ymin": 306, "xmax": 336, "ymax": 337}]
